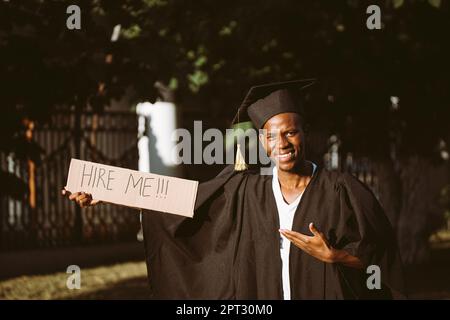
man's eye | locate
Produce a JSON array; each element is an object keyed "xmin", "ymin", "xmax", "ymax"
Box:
[{"xmin": 286, "ymin": 131, "xmax": 297, "ymax": 137}]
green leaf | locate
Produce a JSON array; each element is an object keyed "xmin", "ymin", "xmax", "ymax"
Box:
[
  {"xmin": 194, "ymin": 56, "xmax": 207, "ymax": 68},
  {"xmin": 168, "ymin": 77, "xmax": 178, "ymax": 91},
  {"xmin": 121, "ymin": 24, "xmax": 141, "ymax": 39},
  {"xmin": 187, "ymin": 70, "xmax": 209, "ymax": 93},
  {"xmin": 219, "ymin": 26, "xmax": 232, "ymax": 36},
  {"xmin": 393, "ymin": 0, "xmax": 404, "ymax": 8},
  {"xmin": 219, "ymin": 20, "xmax": 237, "ymax": 36},
  {"xmin": 212, "ymin": 60, "xmax": 225, "ymax": 71},
  {"xmin": 142, "ymin": 0, "xmax": 168, "ymax": 8},
  {"xmin": 158, "ymin": 29, "xmax": 168, "ymax": 37},
  {"xmin": 428, "ymin": 0, "xmax": 441, "ymax": 8},
  {"xmin": 187, "ymin": 50, "xmax": 195, "ymax": 60}
]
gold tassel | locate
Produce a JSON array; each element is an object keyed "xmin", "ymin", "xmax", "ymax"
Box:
[{"xmin": 234, "ymin": 143, "xmax": 248, "ymax": 171}]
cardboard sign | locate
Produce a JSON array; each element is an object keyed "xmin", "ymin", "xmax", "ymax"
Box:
[{"xmin": 65, "ymin": 159, "xmax": 198, "ymax": 218}]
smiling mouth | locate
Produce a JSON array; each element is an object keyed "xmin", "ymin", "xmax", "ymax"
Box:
[{"xmin": 275, "ymin": 151, "xmax": 295, "ymax": 160}]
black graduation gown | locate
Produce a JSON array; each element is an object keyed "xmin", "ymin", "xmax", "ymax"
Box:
[{"xmin": 142, "ymin": 164, "xmax": 405, "ymax": 299}]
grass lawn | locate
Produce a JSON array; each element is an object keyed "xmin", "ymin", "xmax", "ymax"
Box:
[{"xmin": 0, "ymin": 261, "xmax": 150, "ymax": 300}]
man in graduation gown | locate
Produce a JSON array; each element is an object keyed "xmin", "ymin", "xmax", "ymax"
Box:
[{"xmin": 64, "ymin": 79, "xmax": 405, "ymax": 299}]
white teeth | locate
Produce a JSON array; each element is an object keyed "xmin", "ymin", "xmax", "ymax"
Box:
[{"xmin": 277, "ymin": 152, "xmax": 293, "ymax": 159}]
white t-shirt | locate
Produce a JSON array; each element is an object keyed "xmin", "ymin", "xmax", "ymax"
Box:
[{"xmin": 272, "ymin": 162, "xmax": 317, "ymax": 300}]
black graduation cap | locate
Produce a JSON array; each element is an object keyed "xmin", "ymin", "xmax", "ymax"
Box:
[{"xmin": 232, "ymin": 79, "xmax": 316, "ymax": 129}]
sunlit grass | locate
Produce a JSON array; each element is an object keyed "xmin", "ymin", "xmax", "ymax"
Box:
[
  {"xmin": 430, "ymin": 229, "xmax": 450, "ymax": 249},
  {"xmin": 0, "ymin": 261, "xmax": 148, "ymax": 300}
]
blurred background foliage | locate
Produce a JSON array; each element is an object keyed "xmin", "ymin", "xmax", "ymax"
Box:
[{"xmin": 1, "ymin": 0, "xmax": 448, "ymax": 156}]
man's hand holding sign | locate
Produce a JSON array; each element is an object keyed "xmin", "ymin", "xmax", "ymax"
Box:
[{"xmin": 62, "ymin": 159, "xmax": 198, "ymax": 218}]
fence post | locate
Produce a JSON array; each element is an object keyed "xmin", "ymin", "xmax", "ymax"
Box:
[{"xmin": 25, "ymin": 119, "xmax": 38, "ymax": 245}]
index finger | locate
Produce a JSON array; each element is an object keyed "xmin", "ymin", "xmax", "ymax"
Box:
[
  {"xmin": 68, "ymin": 191, "xmax": 83, "ymax": 200},
  {"xmin": 309, "ymin": 222, "xmax": 320, "ymax": 236},
  {"xmin": 279, "ymin": 229, "xmax": 311, "ymax": 243}
]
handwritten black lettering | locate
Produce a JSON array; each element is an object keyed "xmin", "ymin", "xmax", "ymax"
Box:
[
  {"xmin": 160, "ymin": 179, "xmax": 164, "ymax": 198},
  {"xmin": 96, "ymin": 168, "xmax": 106, "ymax": 188},
  {"xmin": 142, "ymin": 177, "xmax": 154, "ymax": 197},
  {"xmin": 107, "ymin": 170, "xmax": 115, "ymax": 190},
  {"xmin": 92, "ymin": 166, "xmax": 98, "ymax": 187},
  {"xmin": 155, "ymin": 178, "xmax": 169, "ymax": 198},
  {"xmin": 125, "ymin": 173, "xmax": 143, "ymax": 195},
  {"xmin": 81, "ymin": 164, "xmax": 93, "ymax": 187}
]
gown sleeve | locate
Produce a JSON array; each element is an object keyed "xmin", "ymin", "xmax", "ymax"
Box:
[{"xmin": 334, "ymin": 172, "xmax": 406, "ymax": 299}]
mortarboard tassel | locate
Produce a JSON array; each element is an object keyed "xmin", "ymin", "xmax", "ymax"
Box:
[{"xmin": 234, "ymin": 143, "xmax": 248, "ymax": 171}]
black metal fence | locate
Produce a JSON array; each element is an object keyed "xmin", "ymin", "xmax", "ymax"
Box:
[
  {"xmin": 1, "ymin": 109, "xmax": 383, "ymax": 252},
  {"xmin": 0, "ymin": 111, "xmax": 140, "ymax": 251},
  {"xmin": 323, "ymin": 134, "xmax": 380, "ymax": 198}
]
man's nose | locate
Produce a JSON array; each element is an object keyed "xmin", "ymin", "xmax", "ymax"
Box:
[{"xmin": 277, "ymin": 135, "xmax": 290, "ymax": 149}]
